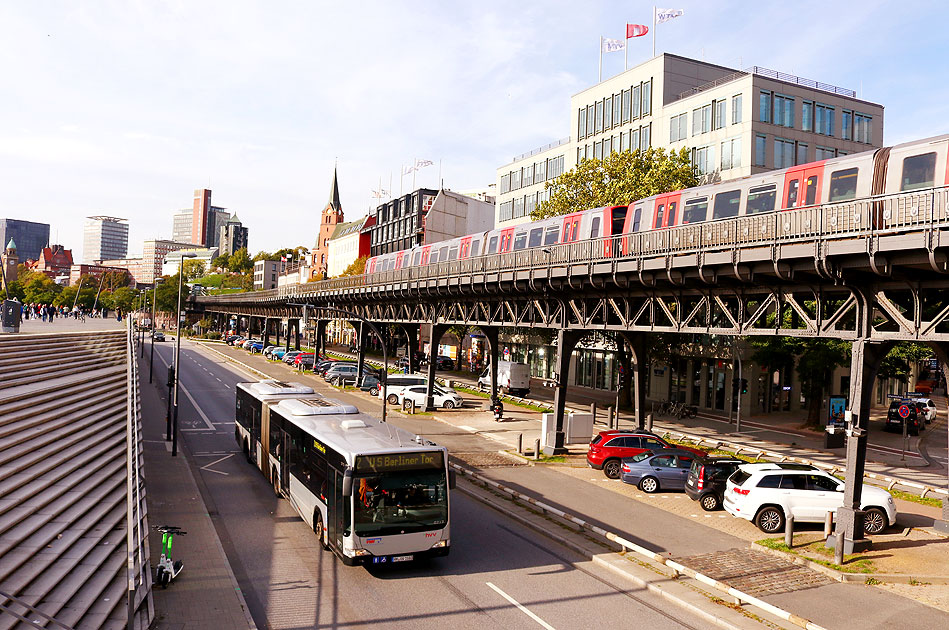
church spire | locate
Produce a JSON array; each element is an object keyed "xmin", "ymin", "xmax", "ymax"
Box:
[{"xmin": 328, "ymin": 168, "xmax": 342, "ymax": 213}]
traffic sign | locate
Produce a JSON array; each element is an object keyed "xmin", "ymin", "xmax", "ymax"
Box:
[{"xmin": 898, "ymin": 404, "xmax": 911, "ymax": 419}]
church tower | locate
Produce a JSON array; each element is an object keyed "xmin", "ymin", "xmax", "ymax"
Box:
[
  {"xmin": 1, "ymin": 238, "xmax": 19, "ymax": 291},
  {"xmin": 311, "ymin": 169, "xmax": 344, "ymax": 279}
]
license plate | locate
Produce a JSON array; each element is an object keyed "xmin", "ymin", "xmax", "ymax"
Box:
[{"xmin": 392, "ymin": 555, "xmax": 413, "ymax": 562}]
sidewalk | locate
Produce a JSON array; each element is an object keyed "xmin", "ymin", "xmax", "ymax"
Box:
[{"xmin": 139, "ymin": 363, "xmax": 256, "ymax": 629}]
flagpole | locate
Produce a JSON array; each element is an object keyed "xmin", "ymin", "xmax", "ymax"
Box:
[
  {"xmin": 598, "ymin": 36, "xmax": 603, "ymax": 82},
  {"xmin": 412, "ymin": 157, "xmax": 417, "ymax": 191},
  {"xmin": 438, "ymin": 159, "xmax": 442, "ymax": 191},
  {"xmin": 624, "ymin": 25, "xmax": 628, "ymax": 70},
  {"xmin": 652, "ymin": 7, "xmax": 656, "ymax": 57}
]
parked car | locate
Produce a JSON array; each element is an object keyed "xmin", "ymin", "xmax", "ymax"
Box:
[
  {"xmin": 283, "ymin": 350, "xmax": 303, "ymax": 364},
  {"xmin": 294, "ymin": 353, "xmax": 317, "ymax": 368},
  {"xmin": 240, "ymin": 339, "xmax": 260, "ymax": 350},
  {"xmin": 914, "ymin": 397, "xmax": 938, "ymax": 424},
  {"xmin": 435, "ymin": 356, "xmax": 455, "ymax": 370},
  {"xmin": 318, "ymin": 360, "xmax": 356, "ymax": 377},
  {"xmin": 587, "ymin": 430, "xmax": 707, "ymax": 479},
  {"xmin": 325, "ymin": 364, "xmax": 369, "ymax": 382},
  {"xmin": 478, "ymin": 361, "xmax": 531, "ymax": 397},
  {"xmin": 384, "ymin": 374, "xmax": 428, "ymax": 404},
  {"xmin": 226, "ymin": 335, "xmax": 244, "ymax": 346},
  {"xmin": 620, "ymin": 449, "xmax": 698, "ymax": 492},
  {"xmin": 684, "ymin": 455, "xmax": 745, "ymax": 511},
  {"xmin": 249, "ymin": 342, "xmax": 270, "ymax": 354},
  {"xmin": 152, "ymin": 331, "xmax": 165, "ymax": 342},
  {"xmin": 884, "ymin": 400, "xmax": 924, "ymax": 435},
  {"xmin": 270, "ymin": 347, "xmax": 288, "ymax": 361},
  {"xmin": 398, "ymin": 384, "xmax": 464, "ymax": 409},
  {"xmin": 723, "ymin": 462, "xmax": 897, "ymax": 534}
]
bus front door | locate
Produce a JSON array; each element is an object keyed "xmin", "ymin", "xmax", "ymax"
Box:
[
  {"xmin": 327, "ymin": 468, "xmax": 346, "ymax": 552},
  {"xmin": 278, "ymin": 431, "xmax": 291, "ymax": 492}
]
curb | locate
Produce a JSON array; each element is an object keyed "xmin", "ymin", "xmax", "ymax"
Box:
[{"xmin": 752, "ymin": 543, "xmax": 949, "ymax": 585}]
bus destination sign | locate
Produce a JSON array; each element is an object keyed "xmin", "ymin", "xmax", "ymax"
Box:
[{"xmin": 357, "ymin": 451, "xmax": 444, "ymax": 473}]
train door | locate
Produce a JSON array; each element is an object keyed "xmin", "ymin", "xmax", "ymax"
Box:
[
  {"xmin": 603, "ymin": 205, "xmax": 629, "ymax": 257},
  {"xmin": 561, "ymin": 213, "xmax": 582, "ymax": 243},
  {"xmin": 394, "ymin": 251, "xmax": 405, "ymax": 269},
  {"xmin": 652, "ymin": 192, "xmax": 682, "ymax": 229},
  {"xmin": 499, "ymin": 228, "xmax": 515, "ymax": 252},
  {"xmin": 420, "ymin": 246, "xmax": 431, "ymax": 265},
  {"xmin": 782, "ymin": 162, "xmax": 825, "ymax": 209},
  {"xmin": 459, "ymin": 236, "xmax": 473, "ymax": 259}
]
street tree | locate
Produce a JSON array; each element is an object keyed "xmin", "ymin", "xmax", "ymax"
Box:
[
  {"xmin": 340, "ymin": 256, "xmax": 367, "ymax": 277},
  {"xmin": 228, "ymin": 248, "xmax": 253, "ymax": 273},
  {"xmin": 531, "ymin": 147, "xmax": 697, "ymax": 220},
  {"xmin": 182, "ymin": 259, "xmax": 206, "ymax": 281}
]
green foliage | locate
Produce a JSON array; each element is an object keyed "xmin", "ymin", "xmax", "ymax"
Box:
[
  {"xmin": 211, "ymin": 254, "xmax": 230, "ymax": 270},
  {"xmin": 182, "ymin": 259, "xmax": 206, "ymax": 281},
  {"xmin": 340, "ymin": 256, "xmax": 367, "ymax": 277},
  {"xmin": 196, "ymin": 273, "xmax": 224, "ymax": 288},
  {"xmin": 227, "ymin": 248, "xmax": 253, "ymax": 273},
  {"xmin": 877, "ymin": 342, "xmax": 931, "ymax": 382},
  {"xmin": 17, "ymin": 268, "xmax": 62, "ymax": 304},
  {"xmin": 532, "ymin": 147, "xmax": 698, "ymax": 220},
  {"xmin": 109, "ymin": 286, "xmax": 138, "ymax": 312}
]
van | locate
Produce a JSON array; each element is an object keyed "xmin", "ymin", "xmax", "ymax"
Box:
[
  {"xmin": 383, "ymin": 374, "xmax": 428, "ymax": 404},
  {"xmin": 478, "ymin": 361, "xmax": 530, "ymax": 397}
]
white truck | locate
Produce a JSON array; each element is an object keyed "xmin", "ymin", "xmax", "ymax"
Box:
[{"xmin": 478, "ymin": 361, "xmax": 531, "ymax": 397}]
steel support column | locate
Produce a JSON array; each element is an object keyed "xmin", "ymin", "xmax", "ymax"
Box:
[
  {"xmin": 401, "ymin": 324, "xmax": 419, "ymax": 373},
  {"xmin": 930, "ymin": 343, "xmax": 949, "ymax": 534},
  {"xmin": 833, "ymin": 338, "xmax": 890, "ymax": 552},
  {"xmin": 546, "ymin": 328, "xmax": 583, "ymax": 455},
  {"xmin": 425, "ymin": 324, "xmax": 449, "ymax": 411},
  {"xmin": 353, "ymin": 321, "xmax": 368, "ymax": 378},
  {"xmin": 620, "ymin": 332, "xmax": 647, "ymax": 430},
  {"xmin": 315, "ymin": 319, "xmax": 328, "ymax": 358},
  {"xmin": 262, "ymin": 317, "xmax": 271, "ymax": 349},
  {"xmin": 480, "ymin": 327, "xmax": 500, "ymax": 404}
]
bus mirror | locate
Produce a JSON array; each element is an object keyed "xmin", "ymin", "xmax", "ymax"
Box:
[
  {"xmin": 341, "ymin": 468, "xmax": 354, "ymax": 497},
  {"xmin": 448, "ymin": 469, "xmax": 456, "ymax": 490}
]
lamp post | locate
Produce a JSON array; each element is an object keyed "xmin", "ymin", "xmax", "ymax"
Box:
[
  {"xmin": 139, "ymin": 292, "xmax": 146, "ymax": 357},
  {"xmin": 149, "ymin": 278, "xmax": 164, "ymax": 383},
  {"xmin": 172, "ymin": 253, "xmax": 197, "ymax": 457}
]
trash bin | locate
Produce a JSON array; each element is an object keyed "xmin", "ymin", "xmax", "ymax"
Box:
[
  {"xmin": 1, "ymin": 300, "xmax": 21, "ymax": 333},
  {"xmin": 824, "ymin": 425, "xmax": 845, "ymax": 449}
]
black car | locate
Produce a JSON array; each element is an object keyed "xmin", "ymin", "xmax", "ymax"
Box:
[
  {"xmin": 435, "ymin": 356, "xmax": 454, "ymax": 370},
  {"xmin": 152, "ymin": 331, "xmax": 165, "ymax": 342},
  {"xmin": 884, "ymin": 400, "xmax": 924, "ymax": 436},
  {"xmin": 684, "ymin": 455, "xmax": 745, "ymax": 511}
]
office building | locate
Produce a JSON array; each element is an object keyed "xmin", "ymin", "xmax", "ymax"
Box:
[
  {"xmin": 496, "ymin": 53, "xmax": 884, "ymax": 227},
  {"xmin": 218, "ymin": 213, "xmax": 249, "ymax": 257},
  {"xmin": 171, "ymin": 210, "xmax": 193, "ymax": 243},
  {"xmin": 188, "ymin": 189, "xmax": 231, "ymax": 248},
  {"xmin": 254, "ymin": 259, "xmax": 286, "ymax": 290},
  {"xmin": 102, "ymin": 239, "xmax": 197, "ymax": 285},
  {"xmin": 326, "ymin": 215, "xmax": 374, "ymax": 278},
  {"xmin": 82, "ymin": 216, "xmax": 129, "ymax": 263},
  {"xmin": 368, "ymin": 188, "xmax": 495, "ymax": 257},
  {"xmin": 0, "ymin": 218, "xmax": 50, "ymax": 262},
  {"xmin": 162, "ymin": 247, "xmax": 218, "ymax": 277}
]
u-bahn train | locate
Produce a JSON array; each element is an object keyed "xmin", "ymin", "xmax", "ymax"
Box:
[{"xmin": 365, "ymin": 133, "xmax": 949, "ymax": 274}]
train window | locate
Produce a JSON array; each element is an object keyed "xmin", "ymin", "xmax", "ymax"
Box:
[
  {"xmin": 488, "ymin": 236, "xmax": 498, "ymax": 254},
  {"xmin": 412, "ymin": 251, "xmax": 421, "ymax": 266},
  {"xmin": 440, "ymin": 247, "xmax": 449, "ymax": 261},
  {"xmin": 471, "ymin": 239, "xmax": 481, "ymax": 255},
  {"xmin": 683, "ymin": 198, "xmax": 708, "ymax": 224},
  {"xmin": 611, "ymin": 207, "xmax": 628, "ymax": 234},
  {"xmin": 513, "ymin": 232, "xmax": 528, "ymax": 250},
  {"xmin": 713, "ymin": 190, "xmax": 741, "ymax": 220},
  {"xmin": 901, "ymin": 152, "xmax": 937, "ymax": 191},
  {"xmin": 654, "ymin": 204, "xmax": 665, "ymax": 228},
  {"xmin": 804, "ymin": 176, "xmax": 818, "ymax": 206},
  {"xmin": 430, "ymin": 250, "xmax": 440, "ymax": 264},
  {"xmin": 448, "ymin": 247, "xmax": 458, "ymax": 261},
  {"xmin": 667, "ymin": 201, "xmax": 677, "ymax": 226},
  {"xmin": 590, "ymin": 217, "xmax": 601, "ymax": 238},
  {"xmin": 544, "ymin": 226, "xmax": 560, "ymax": 245},
  {"xmin": 631, "ymin": 206, "xmax": 643, "ymax": 232},
  {"xmin": 746, "ymin": 185, "xmax": 776, "ymax": 214},
  {"xmin": 528, "ymin": 228, "xmax": 543, "ymax": 248},
  {"xmin": 786, "ymin": 179, "xmax": 800, "ymax": 207},
  {"xmin": 828, "ymin": 168, "xmax": 858, "ymax": 202}
]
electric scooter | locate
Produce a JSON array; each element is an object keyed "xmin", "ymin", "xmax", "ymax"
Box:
[{"xmin": 154, "ymin": 525, "xmax": 186, "ymax": 587}]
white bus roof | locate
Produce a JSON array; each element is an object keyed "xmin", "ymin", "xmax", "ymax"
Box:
[
  {"xmin": 271, "ymin": 399, "xmax": 443, "ymax": 461},
  {"xmin": 237, "ymin": 380, "xmax": 314, "ymax": 399},
  {"xmin": 277, "ymin": 397, "xmax": 358, "ymax": 416}
]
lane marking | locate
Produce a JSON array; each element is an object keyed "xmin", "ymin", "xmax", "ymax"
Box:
[
  {"xmin": 153, "ymin": 346, "xmax": 219, "ymax": 431},
  {"xmin": 485, "ymin": 582, "xmax": 556, "ymax": 630},
  {"xmin": 199, "ymin": 453, "xmax": 234, "ymax": 476},
  {"xmin": 458, "ymin": 425, "xmax": 477, "ymax": 432}
]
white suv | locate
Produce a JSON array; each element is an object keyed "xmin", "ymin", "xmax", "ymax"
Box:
[
  {"xmin": 723, "ymin": 463, "xmax": 896, "ymax": 535},
  {"xmin": 915, "ymin": 397, "xmax": 938, "ymax": 424}
]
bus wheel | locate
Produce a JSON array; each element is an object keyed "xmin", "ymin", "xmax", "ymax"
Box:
[
  {"xmin": 315, "ymin": 512, "xmax": 328, "ymax": 550},
  {"xmin": 243, "ymin": 440, "xmax": 251, "ymax": 463}
]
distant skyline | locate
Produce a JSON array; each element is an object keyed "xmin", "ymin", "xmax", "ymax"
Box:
[{"xmin": 2, "ymin": 1, "xmax": 947, "ymax": 256}]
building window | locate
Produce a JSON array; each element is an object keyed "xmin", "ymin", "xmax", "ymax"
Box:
[
  {"xmin": 642, "ymin": 79, "xmax": 652, "ymax": 116},
  {"xmin": 755, "ymin": 134, "xmax": 767, "ymax": 167},
  {"xmin": 524, "ymin": 164, "xmax": 534, "ymax": 187},
  {"xmin": 512, "ymin": 169, "xmax": 521, "ymax": 189},
  {"xmin": 759, "ymin": 91, "xmax": 771, "ymax": 123},
  {"xmin": 622, "ymin": 89, "xmax": 631, "ymax": 123},
  {"xmin": 536, "ymin": 159, "xmax": 546, "ymax": 182},
  {"xmin": 713, "ymin": 99, "xmax": 726, "ymax": 130},
  {"xmin": 692, "ymin": 145, "xmax": 714, "ymax": 175},
  {"xmin": 578, "ymin": 108, "xmax": 587, "ymax": 139},
  {"xmin": 613, "ymin": 93, "xmax": 622, "ymax": 128},
  {"xmin": 816, "ymin": 146, "xmax": 836, "ymax": 160},
  {"xmin": 594, "ymin": 100, "xmax": 603, "ymax": 133},
  {"xmin": 841, "ymin": 109, "xmax": 853, "ymax": 141},
  {"xmin": 721, "ymin": 137, "xmax": 741, "ymax": 170},
  {"xmin": 604, "ymin": 96, "xmax": 613, "ymax": 129},
  {"xmin": 640, "ymin": 123, "xmax": 650, "ymax": 150},
  {"xmin": 774, "ymin": 138, "xmax": 795, "ymax": 168},
  {"xmin": 815, "ymin": 104, "xmax": 834, "ymax": 136},
  {"xmin": 802, "ymin": 100, "xmax": 814, "ymax": 132},
  {"xmin": 796, "ymin": 142, "xmax": 808, "ymax": 165},
  {"xmin": 692, "ymin": 104, "xmax": 711, "ymax": 136},
  {"xmin": 731, "ymin": 94, "xmax": 742, "ymax": 124},
  {"xmin": 525, "ymin": 193, "xmax": 536, "ymax": 216},
  {"xmin": 500, "ymin": 174, "xmax": 511, "ymax": 194},
  {"xmin": 586, "ymin": 105, "xmax": 595, "ymax": 136},
  {"xmin": 499, "ymin": 201, "xmax": 513, "ymax": 222},
  {"xmin": 513, "ymin": 197, "xmax": 525, "ymax": 218},
  {"xmin": 631, "ymin": 128, "xmax": 640, "ymax": 151},
  {"xmin": 855, "ymin": 113, "xmax": 872, "ymax": 144},
  {"xmin": 773, "ymin": 94, "xmax": 794, "ymax": 128},
  {"xmin": 670, "ymin": 113, "xmax": 688, "ymax": 142},
  {"xmin": 632, "ymin": 84, "xmax": 641, "ymax": 119}
]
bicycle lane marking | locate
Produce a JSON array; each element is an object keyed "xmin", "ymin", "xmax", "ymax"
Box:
[{"xmin": 485, "ymin": 582, "xmax": 556, "ymax": 630}]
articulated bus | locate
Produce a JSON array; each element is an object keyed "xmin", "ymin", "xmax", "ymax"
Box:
[
  {"xmin": 235, "ymin": 380, "xmax": 321, "ymax": 470},
  {"xmin": 236, "ymin": 381, "xmax": 453, "ymax": 565}
]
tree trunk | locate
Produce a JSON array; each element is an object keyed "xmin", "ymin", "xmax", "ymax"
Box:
[{"xmin": 803, "ymin": 379, "xmax": 824, "ymax": 430}]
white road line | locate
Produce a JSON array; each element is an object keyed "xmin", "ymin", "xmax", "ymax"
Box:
[
  {"xmin": 458, "ymin": 425, "xmax": 477, "ymax": 432},
  {"xmin": 154, "ymin": 347, "xmax": 219, "ymax": 431},
  {"xmin": 199, "ymin": 453, "xmax": 234, "ymax": 476},
  {"xmin": 485, "ymin": 582, "xmax": 556, "ymax": 630}
]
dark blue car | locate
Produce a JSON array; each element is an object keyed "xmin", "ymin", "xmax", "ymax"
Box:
[{"xmin": 620, "ymin": 449, "xmax": 698, "ymax": 493}]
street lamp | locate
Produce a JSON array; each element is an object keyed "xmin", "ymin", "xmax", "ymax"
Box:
[
  {"xmin": 172, "ymin": 253, "xmax": 197, "ymax": 457},
  {"xmin": 149, "ymin": 278, "xmax": 164, "ymax": 383}
]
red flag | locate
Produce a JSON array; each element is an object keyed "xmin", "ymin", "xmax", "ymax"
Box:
[{"xmin": 627, "ymin": 23, "xmax": 648, "ymax": 38}]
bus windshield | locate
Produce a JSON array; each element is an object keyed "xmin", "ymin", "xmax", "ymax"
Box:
[{"xmin": 353, "ymin": 465, "xmax": 448, "ymax": 537}]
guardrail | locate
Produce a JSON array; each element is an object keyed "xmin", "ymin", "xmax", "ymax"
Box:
[{"xmin": 451, "ymin": 464, "xmax": 828, "ymax": 630}]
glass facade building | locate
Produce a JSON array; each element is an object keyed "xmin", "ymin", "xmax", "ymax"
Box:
[{"xmin": 0, "ymin": 218, "xmax": 50, "ymax": 262}]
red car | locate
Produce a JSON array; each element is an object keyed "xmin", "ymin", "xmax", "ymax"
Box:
[
  {"xmin": 587, "ymin": 430, "xmax": 707, "ymax": 479},
  {"xmin": 292, "ymin": 352, "xmax": 315, "ymax": 366}
]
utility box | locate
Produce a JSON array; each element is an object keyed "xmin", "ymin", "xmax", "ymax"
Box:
[
  {"xmin": 541, "ymin": 413, "xmax": 558, "ymax": 450},
  {"xmin": 1, "ymin": 300, "xmax": 21, "ymax": 333},
  {"xmin": 824, "ymin": 424, "xmax": 845, "ymax": 449},
  {"xmin": 565, "ymin": 413, "xmax": 594, "ymax": 445}
]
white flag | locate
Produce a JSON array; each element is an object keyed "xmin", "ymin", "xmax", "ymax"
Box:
[
  {"xmin": 415, "ymin": 159, "xmax": 434, "ymax": 169},
  {"xmin": 656, "ymin": 8, "xmax": 684, "ymax": 24},
  {"xmin": 601, "ymin": 37, "xmax": 625, "ymax": 53},
  {"xmin": 402, "ymin": 164, "xmax": 415, "ymax": 175}
]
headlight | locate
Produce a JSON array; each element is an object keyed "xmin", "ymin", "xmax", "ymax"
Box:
[
  {"xmin": 432, "ymin": 540, "xmax": 449, "ymax": 548},
  {"xmin": 353, "ymin": 549, "xmax": 372, "ymax": 557}
]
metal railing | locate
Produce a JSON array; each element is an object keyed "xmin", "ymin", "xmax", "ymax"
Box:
[
  {"xmin": 673, "ymin": 65, "xmax": 856, "ymax": 103},
  {"xmin": 198, "ymin": 186, "xmax": 949, "ymax": 304},
  {"xmin": 125, "ymin": 321, "xmax": 149, "ymax": 629},
  {"xmin": 512, "ymin": 136, "xmax": 571, "ymax": 163}
]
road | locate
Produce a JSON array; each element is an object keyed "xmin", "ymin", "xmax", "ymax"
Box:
[{"xmin": 146, "ymin": 339, "xmax": 710, "ymax": 630}]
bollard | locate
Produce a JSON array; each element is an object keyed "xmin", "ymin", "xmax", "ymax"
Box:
[
  {"xmin": 824, "ymin": 511, "xmax": 834, "ymax": 539},
  {"xmin": 785, "ymin": 515, "xmax": 794, "ymax": 548},
  {"xmin": 517, "ymin": 433, "xmax": 523, "ymax": 455},
  {"xmin": 533, "ymin": 439, "xmax": 540, "ymax": 461},
  {"xmin": 591, "ymin": 403, "xmax": 597, "ymax": 425},
  {"xmin": 608, "ymin": 406, "xmax": 615, "ymax": 429},
  {"xmin": 646, "ymin": 413, "xmax": 654, "ymax": 431},
  {"xmin": 834, "ymin": 532, "xmax": 844, "ymax": 565}
]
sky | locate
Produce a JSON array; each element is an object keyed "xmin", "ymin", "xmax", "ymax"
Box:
[{"xmin": 2, "ymin": 1, "xmax": 948, "ymax": 258}]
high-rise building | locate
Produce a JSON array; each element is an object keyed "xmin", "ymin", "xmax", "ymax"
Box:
[
  {"xmin": 187, "ymin": 189, "xmax": 231, "ymax": 248},
  {"xmin": 0, "ymin": 218, "xmax": 50, "ymax": 262},
  {"xmin": 191, "ymin": 189, "xmax": 212, "ymax": 246},
  {"xmin": 496, "ymin": 53, "xmax": 884, "ymax": 227},
  {"xmin": 171, "ymin": 209, "xmax": 193, "ymax": 243},
  {"xmin": 82, "ymin": 216, "xmax": 129, "ymax": 263},
  {"xmin": 218, "ymin": 213, "xmax": 249, "ymax": 256},
  {"xmin": 309, "ymin": 169, "xmax": 345, "ymax": 279}
]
